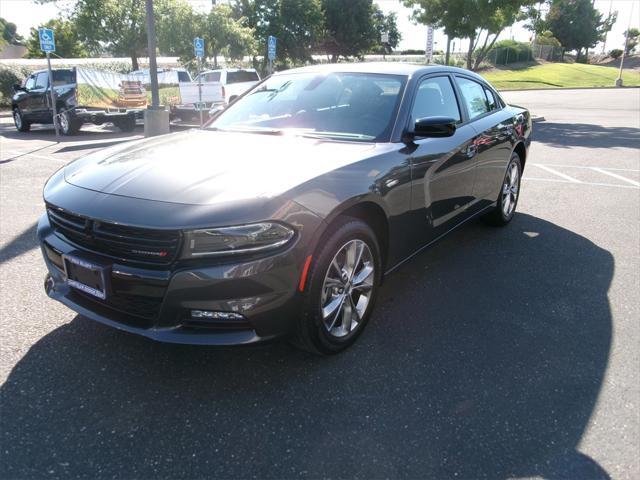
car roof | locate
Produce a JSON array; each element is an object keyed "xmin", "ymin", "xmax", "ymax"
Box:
[
  {"xmin": 200, "ymin": 68, "xmax": 257, "ymax": 74},
  {"xmin": 278, "ymin": 62, "xmax": 488, "ymax": 82}
]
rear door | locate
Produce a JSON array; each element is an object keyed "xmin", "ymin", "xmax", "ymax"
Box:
[
  {"xmin": 409, "ymin": 75, "xmax": 479, "ymax": 229},
  {"xmin": 454, "ymin": 75, "xmax": 515, "ymax": 203}
]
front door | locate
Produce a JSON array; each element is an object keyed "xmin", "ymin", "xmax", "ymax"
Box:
[{"xmin": 409, "ymin": 75, "xmax": 478, "ymax": 231}]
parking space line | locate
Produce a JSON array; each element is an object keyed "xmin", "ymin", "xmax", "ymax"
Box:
[
  {"xmin": 0, "ymin": 150, "xmax": 67, "ymax": 162},
  {"xmin": 533, "ymin": 164, "xmax": 583, "ymax": 183},
  {"xmin": 590, "ymin": 167, "xmax": 640, "ymax": 187},
  {"xmin": 532, "ymin": 163, "xmax": 640, "ymax": 173},
  {"xmin": 524, "ymin": 176, "xmax": 640, "ymax": 189}
]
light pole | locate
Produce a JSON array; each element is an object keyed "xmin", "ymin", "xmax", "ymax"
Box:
[
  {"xmin": 144, "ymin": 0, "xmax": 170, "ymax": 136},
  {"xmin": 615, "ymin": 2, "xmax": 634, "ymax": 87}
]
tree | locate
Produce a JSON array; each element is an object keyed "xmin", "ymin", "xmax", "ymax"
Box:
[
  {"xmin": 321, "ymin": 0, "xmax": 378, "ymax": 61},
  {"xmin": 403, "ymin": 0, "xmax": 535, "ymax": 70},
  {"xmin": 545, "ymin": 0, "xmax": 615, "ymax": 62},
  {"xmin": 535, "ymin": 30, "xmax": 561, "ymax": 47},
  {"xmin": 624, "ymin": 28, "xmax": 639, "ymax": 55},
  {"xmin": 25, "ymin": 19, "xmax": 88, "ymax": 58},
  {"xmin": 371, "ymin": 7, "xmax": 402, "ymax": 53},
  {"xmin": 205, "ymin": 4, "xmax": 256, "ymax": 68},
  {"xmin": 1, "ymin": 17, "xmax": 24, "ymax": 46},
  {"xmin": 231, "ymin": 0, "xmax": 323, "ymax": 67},
  {"xmin": 37, "ymin": 0, "xmax": 188, "ymax": 70}
]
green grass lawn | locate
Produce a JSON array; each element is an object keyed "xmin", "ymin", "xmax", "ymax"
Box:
[{"xmin": 482, "ymin": 62, "xmax": 640, "ymax": 90}]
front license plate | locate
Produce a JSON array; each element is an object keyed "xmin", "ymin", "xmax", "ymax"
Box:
[{"xmin": 63, "ymin": 255, "xmax": 109, "ymax": 300}]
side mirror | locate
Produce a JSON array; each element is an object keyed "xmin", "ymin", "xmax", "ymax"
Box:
[
  {"xmin": 413, "ymin": 116, "xmax": 457, "ymax": 138},
  {"xmin": 13, "ymin": 84, "xmax": 25, "ymax": 92}
]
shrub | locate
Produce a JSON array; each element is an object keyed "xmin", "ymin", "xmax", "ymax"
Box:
[
  {"xmin": 609, "ymin": 49, "xmax": 623, "ymax": 60},
  {"xmin": 488, "ymin": 40, "xmax": 533, "ymax": 65}
]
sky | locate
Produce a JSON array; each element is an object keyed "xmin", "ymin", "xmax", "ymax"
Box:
[{"xmin": 1, "ymin": 0, "xmax": 638, "ymax": 54}]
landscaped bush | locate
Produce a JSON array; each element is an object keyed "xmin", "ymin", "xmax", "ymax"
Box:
[
  {"xmin": 609, "ymin": 49, "xmax": 623, "ymax": 60},
  {"xmin": 488, "ymin": 40, "xmax": 534, "ymax": 65},
  {"xmin": 0, "ymin": 64, "xmax": 32, "ymax": 107}
]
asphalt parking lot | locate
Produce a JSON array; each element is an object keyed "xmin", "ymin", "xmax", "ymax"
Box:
[{"xmin": 1, "ymin": 88, "xmax": 639, "ymax": 479}]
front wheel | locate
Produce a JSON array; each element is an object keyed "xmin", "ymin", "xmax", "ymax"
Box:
[
  {"xmin": 292, "ymin": 218, "xmax": 381, "ymax": 355},
  {"xmin": 483, "ymin": 152, "xmax": 522, "ymax": 226},
  {"xmin": 13, "ymin": 108, "xmax": 30, "ymax": 132}
]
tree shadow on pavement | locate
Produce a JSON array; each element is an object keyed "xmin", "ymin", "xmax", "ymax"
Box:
[
  {"xmin": 0, "ymin": 222, "xmax": 38, "ymax": 266},
  {"xmin": 0, "ymin": 214, "xmax": 613, "ymax": 479},
  {"xmin": 534, "ymin": 122, "xmax": 640, "ymax": 149}
]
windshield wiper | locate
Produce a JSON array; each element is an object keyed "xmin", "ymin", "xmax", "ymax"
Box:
[
  {"xmin": 298, "ymin": 131, "xmax": 375, "ymax": 141},
  {"xmin": 214, "ymin": 126, "xmax": 285, "ymax": 136}
]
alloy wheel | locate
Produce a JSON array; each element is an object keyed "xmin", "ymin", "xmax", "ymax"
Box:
[
  {"xmin": 59, "ymin": 111, "xmax": 69, "ymax": 134},
  {"xmin": 502, "ymin": 161, "xmax": 519, "ymax": 217},
  {"xmin": 13, "ymin": 110, "xmax": 22, "ymax": 130},
  {"xmin": 320, "ymin": 239, "xmax": 375, "ymax": 338}
]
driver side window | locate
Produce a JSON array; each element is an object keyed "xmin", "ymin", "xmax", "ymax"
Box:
[
  {"xmin": 411, "ymin": 76, "xmax": 461, "ymax": 124},
  {"xmin": 24, "ymin": 76, "xmax": 36, "ymax": 90}
]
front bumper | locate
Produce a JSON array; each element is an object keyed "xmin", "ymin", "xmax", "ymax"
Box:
[{"xmin": 38, "ymin": 214, "xmax": 308, "ymax": 345}]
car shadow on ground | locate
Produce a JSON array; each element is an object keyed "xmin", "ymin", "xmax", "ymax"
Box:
[
  {"xmin": 534, "ymin": 122, "xmax": 640, "ymax": 149},
  {"xmin": 0, "ymin": 222, "xmax": 38, "ymax": 266},
  {"xmin": 0, "ymin": 213, "xmax": 613, "ymax": 479}
]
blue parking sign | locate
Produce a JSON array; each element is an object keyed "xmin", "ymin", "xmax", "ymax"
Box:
[
  {"xmin": 268, "ymin": 35, "xmax": 276, "ymax": 61},
  {"xmin": 39, "ymin": 28, "xmax": 55, "ymax": 53},
  {"xmin": 194, "ymin": 38, "xmax": 205, "ymax": 58}
]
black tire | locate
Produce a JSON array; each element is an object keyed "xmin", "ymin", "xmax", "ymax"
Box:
[
  {"xmin": 114, "ymin": 115, "xmax": 136, "ymax": 132},
  {"xmin": 59, "ymin": 110, "xmax": 80, "ymax": 136},
  {"xmin": 13, "ymin": 108, "xmax": 30, "ymax": 132},
  {"xmin": 483, "ymin": 152, "xmax": 522, "ymax": 226},
  {"xmin": 291, "ymin": 217, "xmax": 382, "ymax": 355}
]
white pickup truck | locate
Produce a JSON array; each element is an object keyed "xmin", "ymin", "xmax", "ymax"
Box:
[{"xmin": 194, "ymin": 68, "xmax": 261, "ymax": 104}]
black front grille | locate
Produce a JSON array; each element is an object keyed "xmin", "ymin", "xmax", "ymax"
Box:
[
  {"xmin": 47, "ymin": 206, "xmax": 181, "ymax": 265},
  {"xmin": 76, "ymin": 290, "xmax": 163, "ymax": 321}
]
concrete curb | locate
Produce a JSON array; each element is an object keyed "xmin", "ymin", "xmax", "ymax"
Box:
[
  {"xmin": 531, "ymin": 116, "xmax": 545, "ymax": 123},
  {"xmin": 499, "ymin": 85, "xmax": 640, "ymax": 92}
]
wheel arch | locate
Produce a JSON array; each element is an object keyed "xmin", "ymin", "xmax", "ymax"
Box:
[
  {"xmin": 513, "ymin": 141, "xmax": 527, "ymax": 171},
  {"xmin": 312, "ymin": 198, "xmax": 391, "ymax": 275}
]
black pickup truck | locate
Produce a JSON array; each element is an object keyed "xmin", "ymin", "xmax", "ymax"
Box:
[{"xmin": 11, "ymin": 68, "xmax": 141, "ymax": 135}]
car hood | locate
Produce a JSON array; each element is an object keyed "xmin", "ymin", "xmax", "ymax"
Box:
[{"xmin": 64, "ymin": 130, "xmax": 378, "ymax": 206}]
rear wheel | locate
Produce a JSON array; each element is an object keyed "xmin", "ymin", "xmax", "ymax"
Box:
[
  {"xmin": 13, "ymin": 108, "xmax": 30, "ymax": 132},
  {"xmin": 292, "ymin": 218, "xmax": 381, "ymax": 355},
  {"xmin": 59, "ymin": 110, "xmax": 80, "ymax": 136},
  {"xmin": 483, "ymin": 152, "xmax": 522, "ymax": 226},
  {"xmin": 114, "ymin": 115, "xmax": 136, "ymax": 132}
]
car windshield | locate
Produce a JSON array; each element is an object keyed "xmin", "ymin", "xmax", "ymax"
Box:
[{"xmin": 208, "ymin": 72, "xmax": 406, "ymax": 142}]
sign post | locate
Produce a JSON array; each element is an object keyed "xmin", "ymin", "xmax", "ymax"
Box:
[
  {"xmin": 267, "ymin": 35, "xmax": 277, "ymax": 74},
  {"xmin": 194, "ymin": 37, "xmax": 205, "ymax": 127},
  {"xmin": 39, "ymin": 28, "xmax": 59, "ymax": 138},
  {"xmin": 425, "ymin": 25, "xmax": 434, "ymax": 64}
]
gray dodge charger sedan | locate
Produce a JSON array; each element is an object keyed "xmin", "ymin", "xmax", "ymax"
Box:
[{"xmin": 38, "ymin": 63, "xmax": 531, "ymax": 354}]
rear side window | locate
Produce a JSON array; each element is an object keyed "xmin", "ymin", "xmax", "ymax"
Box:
[
  {"xmin": 456, "ymin": 77, "xmax": 489, "ymax": 120},
  {"xmin": 484, "ymin": 86, "xmax": 499, "ymax": 111},
  {"xmin": 177, "ymin": 71, "xmax": 191, "ymax": 82},
  {"xmin": 203, "ymin": 72, "xmax": 221, "ymax": 82},
  {"xmin": 411, "ymin": 76, "xmax": 461, "ymax": 123},
  {"xmin": 226, "ymin": 71, "xmax": 259, "ymax": 84},
  {"xmin": 52, "ymin": 70, "xmax": 74, "ymax": 86}
]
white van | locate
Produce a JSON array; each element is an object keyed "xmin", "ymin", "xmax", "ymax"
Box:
[{"xmin": 195, "ymin": 68, "xmax": 261, "ymax": 104}]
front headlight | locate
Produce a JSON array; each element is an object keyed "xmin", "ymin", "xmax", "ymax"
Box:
[{"xmin": 182, "ymin": 222, "xmax": 295, "ymax": 258}]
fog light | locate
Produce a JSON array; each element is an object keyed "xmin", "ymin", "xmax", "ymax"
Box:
[{"xmin": 191, "ymin": 310, "xmax": 245, "ymax": 320}]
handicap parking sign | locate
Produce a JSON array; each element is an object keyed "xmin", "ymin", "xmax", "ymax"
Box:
[
  {"xmin": 268, "ymin": 36, "xmax": 277, "ymax": 61},
  {"xmin": 39, "ymin": 28, "xmax": 55, "ymax": 53},
  {"xmin": 194, "ymin": 38, "xmax": 205, "ymax": 58}
]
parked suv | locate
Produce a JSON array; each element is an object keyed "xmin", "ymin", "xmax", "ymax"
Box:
[{"xmin": 195, "ymin": 68, "xmax": 260, "ymax": 104}]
